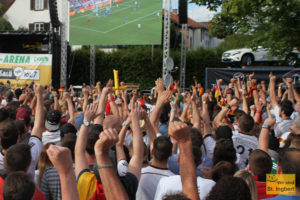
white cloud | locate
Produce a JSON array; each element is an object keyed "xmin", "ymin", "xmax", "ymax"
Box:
[{"xmin": 188, "ymin": 6, "xmax": 217, "ymax": 22}]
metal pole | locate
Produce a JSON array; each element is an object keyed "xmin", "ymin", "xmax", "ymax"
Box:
[
  {"xmin": 180, "ymin": 24, "xmax": 187, "ymax": 91},
  {"xmin": 162, "ymin": 0, "xmax": 171, "ymax": 83},
  {"xmin": 60, "ymin": 0, "xmax": 69, "ymax": 89},
  {"xmin": 90, "ymin": 46, "xmax": 96, "ymax": 86}
]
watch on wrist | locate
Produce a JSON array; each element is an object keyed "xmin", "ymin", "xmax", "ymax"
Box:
[
  {"xmin": 262, "ymin": 124, "xmax": 271, "ymax": 130},
  {"xmin": 83, "ymin": 120, "xmax": 91, "ymax": 127},
  {"xmin": 122, "ymin": 121, "xmax": 130, "ymax": 129},
  {"xmin": 225, "ymin": 104, "xmax": 231, "ymax": 109}
]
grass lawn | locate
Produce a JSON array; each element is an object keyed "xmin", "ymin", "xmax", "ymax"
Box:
[{"xmin": 69, "ymin": 0, "xmax": 162, "ymax": 45}]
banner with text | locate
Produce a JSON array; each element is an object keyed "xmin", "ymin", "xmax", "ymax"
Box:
[{"xmin": 0, "ymin": 53, "xmax": 52, "ymax": 88}]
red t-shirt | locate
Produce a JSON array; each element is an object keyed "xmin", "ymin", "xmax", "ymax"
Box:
[
  {"xmin": 0, "ymin": 176, "xmax": 46, "ymax": 200},
  {"xmin": 256, "ymin": 181, "xmax": 277, "ymax": 199}
]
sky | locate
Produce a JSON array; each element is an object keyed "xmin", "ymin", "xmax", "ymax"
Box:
[{"xmin": 166, "ymin": 0, "xmax": 219, "ymax": 22}]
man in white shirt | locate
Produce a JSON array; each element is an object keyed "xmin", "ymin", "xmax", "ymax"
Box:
[
  {"xmin": 154, "ymin": 128, "xmax": 215, "ymax": 200},
  {"xmin": 136, "ymin": 136, "xmax": 174, "ymax": 200}
]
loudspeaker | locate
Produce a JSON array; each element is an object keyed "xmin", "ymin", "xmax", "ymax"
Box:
[
  {"xmin": 49, "ymin": 0, "xmax": 60, "ymax": 28},
  {"xmin": 179, "ymin": 0, "xmax": 188, "ymax": 24}
]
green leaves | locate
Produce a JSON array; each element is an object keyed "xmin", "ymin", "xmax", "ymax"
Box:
[{"xmin": 193, "ymin": 0, "xmax": 300, "ymax": 57}]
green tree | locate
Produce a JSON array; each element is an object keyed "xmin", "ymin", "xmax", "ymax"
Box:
[
  {"xmin": 191, "ymin": 0, "xmax": 300, "ymax": 57},
  {"xmin": 0, "ymin": 3, "xmax": 13, "ymax": 31}
]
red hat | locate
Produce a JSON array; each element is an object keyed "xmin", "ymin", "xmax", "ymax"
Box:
[{"xmin": 16, "ymin": 108, "xmax": 31, "ymax": 126}]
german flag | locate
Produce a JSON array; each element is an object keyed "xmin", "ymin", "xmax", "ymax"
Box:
[{"xmin": 215, "ymin": 85, "xmax": 221, "ymax": 100}]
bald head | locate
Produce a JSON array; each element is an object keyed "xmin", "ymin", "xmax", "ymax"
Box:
[{"xmin": 103, "ymin": 115, "xmax": 122, "ymax": 133}]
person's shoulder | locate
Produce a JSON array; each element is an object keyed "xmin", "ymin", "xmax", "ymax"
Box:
[
  {"xmin": 159, "ymin": 175, "xmax": 180, "ymax": 183},
  {"xmin": 197, "ymin": 176, "xmax": 215, "ymax": 184}
]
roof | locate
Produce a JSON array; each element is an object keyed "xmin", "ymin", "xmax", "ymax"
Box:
[
  {"xmin": 199, "ymin": 22, "xmax": 211, "ymax": 29},
  {"xmin": 0, "ymin": 0, "xmax": 15, "ymax": 17},
  {"xmin": 0, "ymin": 30, "xmax": 50, "ymax": 35},
  {"xmin": 162, "ymin": 9, "xmax": 206, "ymax": 29}
]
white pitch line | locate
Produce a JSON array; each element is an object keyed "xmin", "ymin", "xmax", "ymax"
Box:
[
  {"xmin": 103, "ymin": 10, "xmax": 159, "ymax": 33},
  {"xmin": 70, "ymin": 24, "xmax": 106, "ymax": 34}
]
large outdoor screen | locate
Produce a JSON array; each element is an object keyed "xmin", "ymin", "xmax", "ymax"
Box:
[{"xmin": 69, "ymin": 0, "xmax": 162, "ymax": 45}]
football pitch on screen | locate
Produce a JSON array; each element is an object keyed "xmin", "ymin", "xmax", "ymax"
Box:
[{"xmin": 70, "ymin": 0, "xmax": 163, "ymax": 45}]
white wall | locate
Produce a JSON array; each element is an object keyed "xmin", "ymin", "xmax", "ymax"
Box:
[{"xmin": 4, "ymin": 0, "xmax": 69, "ymax": 39}]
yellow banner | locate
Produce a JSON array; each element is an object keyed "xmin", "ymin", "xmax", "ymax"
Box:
[
  {"xmin": 0, "ymin": 53, "xmax": 52, "ymax": 88},
  {"xmin": 266, "ymin": 174, "xmax": 296, "ymax": 195}
]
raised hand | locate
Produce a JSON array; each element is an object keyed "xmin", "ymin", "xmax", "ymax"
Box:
[
  {"xmin": 47, "ymin": 145, "xmax": 73, "ymax": 175},
  {"xmin": 95, "ymin": 128, "xmax": 119, "ymax": 155},
  {"xmin": 84, "ymin": 103, "xmax": 99, "ymax": 122},
  {"xmin": 34, "ymin": 84, "xmax": 44, "ymax": 96},
  {"xmin": 168, "ymin": 121, "xmax": 190, "ymax": 144}
]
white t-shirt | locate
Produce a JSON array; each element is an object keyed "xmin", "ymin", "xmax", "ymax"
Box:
[
  {"xmin": 42, "ymin": 130, "xmax": 61, "ymax": 146},
  {"xmin": 136, "ymin": 165, "xmax": 174, "ymax": 200},
  {"xmin": 0, "ymin": 152, "xmax": 4, "ymax": 170},
  {"xmin": 28, "ymin": 136, "xmax": 43, "ymax": 179},
  {"xmin": 232, "ymin": 131, "xmax": 258, "ymax": 169},
  {"xmin": 202, "ymin": 135, "xmax": 216, "ymax": 159},
  {"xmin": 154, "ymin": 175, "xmax": 215, "ymax": 200}
]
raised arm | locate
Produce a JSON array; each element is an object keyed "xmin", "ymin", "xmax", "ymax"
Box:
[
  {"xmin": 191, "ymin": 87, "xmax": 201, "ymax": 130},
  {"xmin": 150, "ymin": 90, "xmax": 172, "ymax": 130},
  {"xmin": 116, "ymin": 116, "xmax": 131, "ymax": 162},
  {"xmin": 213, "ymin": 98, "xmax": 238, "ymax": 128},
  {"xmin": 94, "ymin": 80, "xmax": 113, "ymax": 125},
  {"xmin": 74, "ymin": 103, "xmax": 98, "ymax": 178},
  {"xmin": 127, "ymin": 105, "xmax": 144, "ymax": 180},
  {"xmin": 52, "ymin": 90, "xmax": 60, "ymax": 111},
  {"xmin": 201, "ymin": 93, "xmax": 212, "ymax": 137},
  {"xmin": 241, "ymin": 82, "xmax": 249, "ymax": 114},
  {"xmin": 169, "ymin": 121, "xmax": 199, "ymax": 200},
  {"xmin": 31, "ymin": 84, "xmax": 45, "ymax": 139},
  {"xmin": 258, "ymin": 118, "xmax": 276, "ymax": 156},
  {"xmin": 82, "ymin": 87, "xmax": 89, "ymax": 112},
  {"xmin": 285, "ymin": 78, "xmax": 295, "ymax": 103},
  {"xmin": 47, "ymin": 145, "xmax": 79, "ymax": 200},
  {"xmin": 269, "ymin": 73, "xmax": 278, "ymax": 109},
  {"xmin": 95, "ymin": 128, "xmax": 129, "ymax": 200},
  {"xmin": 232, "ymin": 78, "xmax": 240, "ymax": 99},
  {"xmin": 64, "ymin": 92, "xmax": 75, "ymax": 126}
]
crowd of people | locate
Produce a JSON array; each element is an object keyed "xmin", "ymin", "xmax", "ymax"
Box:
[{"xmin": 0, "ymin": 72, "xmax": 299, "ymax": 200}]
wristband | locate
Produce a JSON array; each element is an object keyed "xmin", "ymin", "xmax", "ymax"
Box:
[
  {"xmin": 256, "ymin": 110, "xmax": 262, "ymax": 114},
  {"xmin": 98, "ymin": 164, "xmax": 113, "ymax": 169},
  {"xmin": 108, "ymin": 96, "xmax": 115, "ymax": 103}
]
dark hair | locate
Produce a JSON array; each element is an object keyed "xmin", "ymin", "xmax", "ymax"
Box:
[
  {"xmin": 238, "ymin": 114, "xmax": 254, "ymax": 133},
  {"xmin": 249, "ymin": 149, "xmax": 272, "ymax": 182},
  {"xmin": 3, "ymin": 171, "xmax": 35, "ymax": 200},
  {"xmin": 213, "ymin": 139, "xmax": 237, "ymax": 166},
  {"xmin": 206, "ymin": 176, "xmax": 251, "ymax": 200},
  {"xmin": 163, "ymin": 193, "xmax": 190, "ymax": 200},
  {"xmin": 14, "ymin": 88, "xmax": 22, "ymax": 100},
  {"xmin": 215, "ymin": 125, "xmax": 233, "ymax": 141},
  {"xmin": 4, "ymin": 144, "xmax": 31, "ymax": 172},
  {"xmin": 0, "ymin": 108, "xmax": 9, "ymax": 122},
  {"xmin": 15, "ymin": 120, "xmax": 26, "ymax": 138},
  {"xmin": 86, "ymin": 128, "xmax": 100, "ymax": 156},
  {"xmin": 282, "ymin": 133, "xmax": 300, "ymax": 150},
  {"xmin": 60, "ymin": 123, "xmax": 77, "ymax": 138},
  {"xmin": 159, "ymin": 104, "xmax": 171, "ymax": 124},
  {"xmin": 61, "ymin": 133, "xmax": 77, "ymax": 161},
  {"xmin": 190, "ymin": 128, "xmax": 203, "ymax": 166},
  {"xmin": 280, "ymin": 100, "xmax": 294, "ymax": 117},
  {"xmin": 278, "ymin": 148, "xmax": 300, "ymax": 187},
  {"xmin": 212, "ymin": 161, "xmax": 237, "ymax": 182},
  {"xmin": 0, "ymin": 120, "xmax": 18, "ymax": 150},
  {"xmin": 153, "ymin": 136, "xmax": 172, "ymax": 162}
]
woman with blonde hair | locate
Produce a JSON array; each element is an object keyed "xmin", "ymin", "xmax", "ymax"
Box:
[
  {"xmin": 36, "ymin": 143, "xmax": 54, "ymax": 187},
  {"xmin": 234, "ymin": 169, "xmax": 258, "ymax": 200}
]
